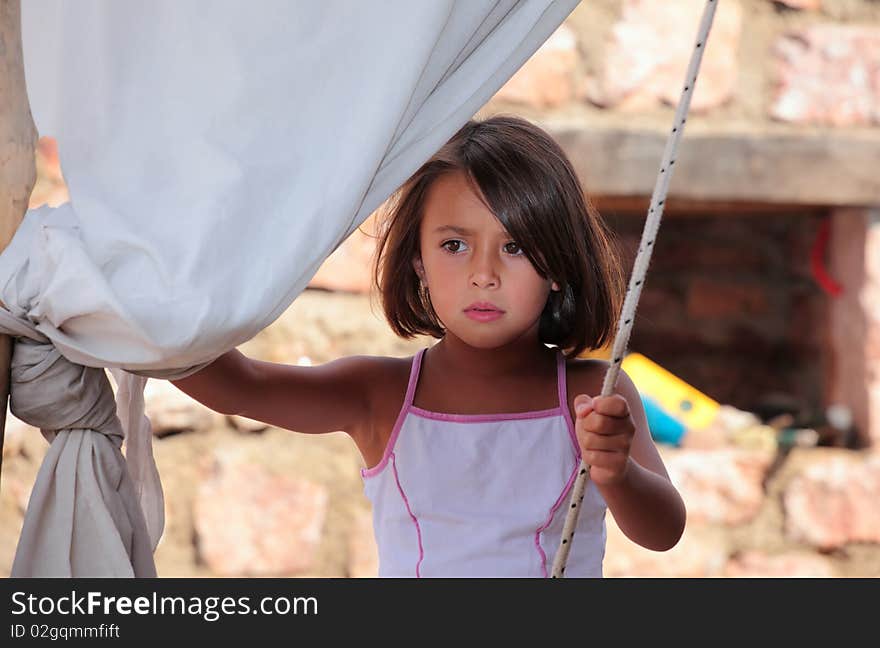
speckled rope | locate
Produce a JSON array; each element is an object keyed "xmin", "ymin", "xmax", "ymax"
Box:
[{"xmin": 551, "ymin": 0, "xmax": 719, "ymax": 578}]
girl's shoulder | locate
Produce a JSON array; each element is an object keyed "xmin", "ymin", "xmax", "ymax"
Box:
[
  {"xmin": 359, "ymin": 353, "xmax": 415, "ymax": 379},
  {"xmin": 354, "ymin": 353, "xmax": 417, "ymax": 467},
  {"xmin": 354, "ymin": 351, "xmax": 636, "ymax": 412},
  {"xmin": 366, "ymin": 352, "xmax": 625, "ymax": 402},
  {"xmin": 563, "ymin": 355, "xmax": 641, "ymax": 406},
  {"xmin": 563, "ymin": 356, "xmax": 609, "ymax": 393},
  {"xmin": 351, "ymin": 353, "xmax": 413, "ymax": 403}
]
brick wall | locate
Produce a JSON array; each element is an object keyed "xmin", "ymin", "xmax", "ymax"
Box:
[
  {"xmin": 829, "ymin": 209, "xmax": 880, "ymax": 448},
  {"xmin": 610, "ymin": 209, "xmax": 830, "ymax": 422}
]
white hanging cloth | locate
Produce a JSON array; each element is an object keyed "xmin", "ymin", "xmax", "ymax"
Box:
[{"xmin": 0, "ymin": 0, "xmax": 579, "ymax": 576}]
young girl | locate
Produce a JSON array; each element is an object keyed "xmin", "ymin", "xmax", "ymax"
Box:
[{"xmin": 171, "ymin": 115, "xmax": 686, "ymax": 578}]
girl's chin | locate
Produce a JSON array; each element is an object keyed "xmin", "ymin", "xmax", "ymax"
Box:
[{"xmin": 445, "ymin": 328, "xmax": 527, "ymax": 350}]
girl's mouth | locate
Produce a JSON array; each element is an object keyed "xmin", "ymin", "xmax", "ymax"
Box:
[{"xmin": 464, "ymin": 307, "xmax": 504, "ymax": 322}]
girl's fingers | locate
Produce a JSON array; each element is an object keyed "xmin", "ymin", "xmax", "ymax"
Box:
[
  {"xmin": 592, "ymin": 394, "xmax": 630, "ymax": 418},
  {"xmin": 581, "ymin": 449, "xmax": 628, "ymax": 474},
  {"xmin": 579, "ymin": 410, "xmax": 631, "ymax": 436},
  {"xmin": 574, "ymin": 394, "xmax": 593, "ymax": 419},
  {"xmin": 578, "ymin": 430, "xmax": 630, "ymax": 452},
  {"xmin": 574, "ymin": 395, "xmax": 630, "ymax": 428}
]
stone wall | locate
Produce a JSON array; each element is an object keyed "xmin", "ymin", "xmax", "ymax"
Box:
[{"xmin": 491, "ymin": 0, "xmax": 880, "ymax": 128}]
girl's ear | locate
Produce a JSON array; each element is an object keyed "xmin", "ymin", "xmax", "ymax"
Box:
[
  {"xmin": 551, "ymin": 280, "xmax": 560, "ymax": 291},
  {"xmin": 413, "ymin": 257, "xmax": 426, "ymax": 281}
]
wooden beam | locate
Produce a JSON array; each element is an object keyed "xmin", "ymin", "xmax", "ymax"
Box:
[
  {"xmin": 553, "ymin": 126, "xmax": 880, "ymax": 208},
  {"xmin": 0, "ymin": 0, "xmax": 38, "ymax": 483},
  {"xmin": 592, "ymin": 195, "xmax": 829, "ymax": 217}
]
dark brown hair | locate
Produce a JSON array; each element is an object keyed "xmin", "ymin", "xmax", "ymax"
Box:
[{"xmin": 372, "ymin": 114, "xmax": 623, "ymax": 358}]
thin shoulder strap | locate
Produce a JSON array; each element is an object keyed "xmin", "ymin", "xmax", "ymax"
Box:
[
  {"xmin": 403, "ymin": 347, "xmax": 427, "ymax": 408},
  {"xmin": 556, "ymin": 349, "xmax": 568, "ymax": 411}
]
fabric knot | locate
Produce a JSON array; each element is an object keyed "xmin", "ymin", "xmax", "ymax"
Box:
[
  {"xmin": 0, "ymin": 303, "xmax": 162, "ymax": 573},
  {"xmin": 9, "ymin": 336, "xmax": 123, "ymax": 443}
]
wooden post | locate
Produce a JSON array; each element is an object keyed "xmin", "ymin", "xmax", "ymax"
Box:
[{"xmin": 0, "ymin": 0, "xmax": 39, "ymax": 481}]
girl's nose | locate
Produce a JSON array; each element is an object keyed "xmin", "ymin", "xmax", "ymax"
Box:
[{"xmin": 470, "ymin": 251, "xmax": 499, "ymax": 289}]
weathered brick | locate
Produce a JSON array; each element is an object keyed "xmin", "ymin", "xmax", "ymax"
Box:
[
  {"xmin": 1, "ymin": 412, "xmax": 48, "ymax": 465},
  {"xmin": 493, "ymin": 23, "xmax": 578, "ymax": 109},
  {"xmin": 866, "ymin": 218, "xmax": 880, "ymax": 285},
  {"xmin": 634, "ymin": 285, "xmax": 687, "ymax": 328},
  {"xmin": 308, "ymin": 213, "xmax": 378, "ymax": 294},
  {"xmin": 865, "ymin": 320, "xmax": 880, "ymax": 368},
  {"xmin": 585, "ymin": 0, "xmax": 741, "ymax": 112},
  {"xmin": 869, "ymin": 386, "xmax": 880, "ymax": 448},
  {"xmin": 142, "ymin": 377, "xmax": 224, "ymax": 436},
  {"xmin": 723, "ymin": 550, "xmax": 835, "ymax": 577},
  {"xmin": 686, "ymin": 279, "xmax": 769, "ymax": 319},
  {"xmin": 772, "ymin": 0, "xmax": 821, "ymax": 10},
  {"xmin": 225, "ymin": 414, "xmax": 269, "ymax": 434},
  {"xmin": 347, "ymin": 508, "xmax": 379, "ymax": 578},
  {"xmin": 2, "ymin": 472, "xmax": 32, "ymax": 516},
  {"xmin": 828, "ymin": 209, "xmax": 880, "ymax": 447},
  {"xmin": 1, "ymin": 412, "xmax": 32, "ymax": 460},
  {"xmin": 651, "ymin": 239, "xmax": 766, "ymax": 274},
  {"xmin": 786, "ymin": 290, "xmax": 828, "ymax": 349},
  {"xmin": 664, "ymin": 447, "xmax": 774, "ymax": 525},
  {"xmin": 771, "ymin": 26, "xmax": 880, "ymax": 126},
  {"xmin": 787, "ymin": 217, "xmax": 824, "ymax": 282},
  {"xmin": 29, "ymin": 136, "xmax": 69, "ymax": 209},
  {"xmin": 194, "ymin": 451, "xmax": 329, "ymax": 576},
  {"xmin": 604, "ymin": 515, "xmax": 729, "ymax": 577},
  {"xmin": 784, "ymin": 453, "xmax": 880, "ymax": 550}
]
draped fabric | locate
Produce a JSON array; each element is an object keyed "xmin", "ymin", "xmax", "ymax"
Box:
[
  {"xmin": 0, "ymin": 0, "xmax": 579, "ymax": 576},
  {"xmin": 0, "ymin": 311, "xmax": 157, "ymax": 576}
]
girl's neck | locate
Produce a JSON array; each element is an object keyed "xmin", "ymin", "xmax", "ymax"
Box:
[{"xmin": 429, "ymin": 330, "xmax": 556, "ymax": 380}]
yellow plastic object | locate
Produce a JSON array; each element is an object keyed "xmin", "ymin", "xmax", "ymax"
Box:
[
  {"xmin": 580, "ymin": 343, "xmax": 612, "ymax": 361},
  {"xmin": 620, "ymin": 353, "xmax": 720, "ymax": 431}
]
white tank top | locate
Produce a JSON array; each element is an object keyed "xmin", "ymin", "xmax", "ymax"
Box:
[{"xmin": 361, "ymin": 348, "xmax": 607, "ymax": 577}]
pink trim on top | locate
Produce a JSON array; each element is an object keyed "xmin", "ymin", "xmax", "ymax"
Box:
[
  {"xmin": 362, "ymin": 348, "xmax": 578, "ymax": 476},
  {"xmin": 534, "ymin": 457, "xmax": 581, "ymax": 577},
  {"xmin": 361, "ymin": 349, "xmax": 426, "ymax": 479},
  {"xmin": 390, "ymin": 452, "xmax": 424, "ymax": 577},
  {"xmin": 557, "ymin": 350, "xmax": 582, "ymax": 458},
  {"xmin": 405, "ymin": 346, "xmax": 565, "ymax": 423},
  {"xmin": 408, "ymin": 406, "xmax": 560, "ymax": 423},
  {"xmin": 538, "ymin": 350, "xmax": 585, "ymax": 576}
]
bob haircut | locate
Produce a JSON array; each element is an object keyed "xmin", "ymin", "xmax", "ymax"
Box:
[{"xmin": 372, "ymin": 114, "xmax": 623, "ymax": 359}]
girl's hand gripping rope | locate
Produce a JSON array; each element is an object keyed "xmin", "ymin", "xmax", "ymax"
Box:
[{"xmin": 574, "ymin": 394, "xmax": 636, "ymax": 487}]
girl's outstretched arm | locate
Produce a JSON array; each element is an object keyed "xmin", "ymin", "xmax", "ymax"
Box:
[
  {"xmin": 574, "ymin": 370, "xmax": 686, "ymax": 552},
  {"xmin": 170, "ymin": 349, "xmax": 375, "ymax": 439}
]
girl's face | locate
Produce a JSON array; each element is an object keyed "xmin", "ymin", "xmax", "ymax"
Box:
[{"xmin": 414, "ymin": 171, "xmax": 559, "ymax": 350}]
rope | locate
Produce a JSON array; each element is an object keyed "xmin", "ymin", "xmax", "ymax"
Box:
[{"xmin": 550, "ymin": 0, "xmax": 719, "ymax": 578}]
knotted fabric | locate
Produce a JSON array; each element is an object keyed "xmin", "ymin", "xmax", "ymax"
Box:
[{"xmin": 0, "ymin": 305, "xmax": 177, "ymax": 576}]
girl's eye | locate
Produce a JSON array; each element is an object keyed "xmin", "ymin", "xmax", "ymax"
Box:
[
  {"xmin": 441, "ymin": 239, "xmax": 467, "ymax": 253},
  {"xmin": 440, "ymin": 240, "xmax": 522, "ymax": 255},
  {"xmin": 504, "ymin": 242, "xmax": 524, "ymax": 256}
]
